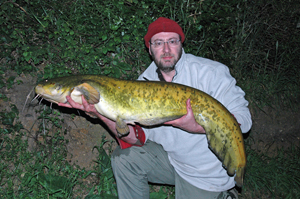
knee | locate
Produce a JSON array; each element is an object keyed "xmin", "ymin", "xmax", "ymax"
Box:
[
  {"xmin": 111, "ymin": 146, "xmax": 126, "ymax": 171},
  {"xmin": 111, "ymin": 146, "xmax": 137, "ymax": 174},
  {"xmin": 111, "ymin": 145, "xmax": 150, "ymax": 176},
  {"xmin": 110, "ymin": 146, "xmax": 150, "ymax": 198}
]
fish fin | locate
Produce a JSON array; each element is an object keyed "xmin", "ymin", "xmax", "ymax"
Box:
[
  {"xmin": 116, "ymin": 116, "xmax": 130, "ymax": 136},
  {"xmin": 138, "ymin": 115, "xmax": 183, "ymax": 126},
  {"xmin": 75, "ymin": 83, "xmax": 100, "ymax": 104},
  {"xmin": 234, "ymin": 167, "xmax": 245, "ymax": 187}
]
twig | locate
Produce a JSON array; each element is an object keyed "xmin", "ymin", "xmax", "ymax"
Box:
[{"xmin": 2, "ymin": 1, "xmax": 29, "ymax": 15}]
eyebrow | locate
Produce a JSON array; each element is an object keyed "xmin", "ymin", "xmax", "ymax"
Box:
[{"xmin": 152, "ymin": 37, "xmax": 180, "ymax": 42}]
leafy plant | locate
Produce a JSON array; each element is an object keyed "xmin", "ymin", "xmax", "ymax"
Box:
[
  {"xmin": 242, "ymin": 144, "xmax": 300, "ymax": 198},
  {"xmin": 85, "ymin": 136, "xmax": 118, "ymax": 198},
  {"xmin": 0, "ymin": 104, "xmax": 87, "ymax": 198}
]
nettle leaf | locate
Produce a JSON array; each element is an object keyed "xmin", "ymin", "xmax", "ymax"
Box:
[
  {"xmin": 102, "ymin": 35, "xmax": 108, "ymax": 41},
  {"xmin": 102, "ymin": 47, "xmax": 108, "ymax": 55},
  {"xmin": 114, "ymin": 37, "xmax": 121, "ymax": 44}
]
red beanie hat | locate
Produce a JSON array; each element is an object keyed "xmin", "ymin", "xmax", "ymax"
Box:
[{"xmin": 144, "ymin": 17, "xmax": 185, "ymax": 48}]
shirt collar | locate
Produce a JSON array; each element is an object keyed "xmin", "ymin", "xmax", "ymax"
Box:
[{"xmin": 172, "ymin": 48, "xmax": 185, "ymax": 81}]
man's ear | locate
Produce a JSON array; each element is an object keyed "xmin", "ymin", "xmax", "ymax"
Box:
[{"xmin": 148, "ymin": 45, "xmax": 152, "ymax": 55}]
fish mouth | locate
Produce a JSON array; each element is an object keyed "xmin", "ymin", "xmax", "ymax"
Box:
[
  {"xmin": 35, "ymin": 93, "xmax": 67, "ymax": 104},
  {"xmin": 35, "ymin": 94, "xmax": 60, "ymax": 104},
  {"xmin": 35, "ymin": 84, "xmax": 69, "ymax": 104}
]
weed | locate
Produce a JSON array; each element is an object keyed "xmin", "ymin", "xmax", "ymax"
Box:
[
  {"xmin": 85, "ymin": 136, "xmax": 118, "ymax": 198},
  {"xmin": 241, "ymin": 143, "xmax": 300, "ymax": 198}
]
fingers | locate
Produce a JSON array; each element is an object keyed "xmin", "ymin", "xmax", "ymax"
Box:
[
  {"xmin": 186, "ymin": 98, "xmax": 191, "ymax": 107},
  {"xmin": 81, "ymin": 95, "xmax": 89, "ymax": 108},
  {"xmin": 184, "ymin": 98, "xmax": 194, "ymax": 118},
  {"xmin": 164, "ymin": 98, "xmax": 191, "ymax": 125},
  {"xmin": 57, "ymin": 96, "xmax": 74, "ymax": 108},
  {"xmin": 57, "ymin": 95, "xmax": 101, "ymax": 120},
  {"xmin": 164, "ymin": 114, "xmax": 183, "ymax": 124},
  {"xmin": 81, "ymin": 95, "xmax": 95, "ymax": 112},
  {"xmin": 186, "ymin": 98, "xmax": 192, "ymax": 112},
  {"xmin": 164, "ymin": 120, "xmax": 176, "ymax": 125},
  {"xmin": 66, "ymin": 96, "xmax": 78, "ymax": 107},
  {"xmin": 164, "ymin": 98, "xmax": 205, "ymax": 133},
  {"xmin": 58, "ymin": 102, "xmax": 72, "ymax": 108},
  {"xmin": 57, "ymin": 96, "xmax": 75, "ymax": 108},
  {"xmin": 59, "ymin": 95, "xmax": 84, "ymax": 110}
]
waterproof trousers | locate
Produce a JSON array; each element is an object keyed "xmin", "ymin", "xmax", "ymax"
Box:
[{"xmin": 111, "ymin": 140, "xmax": 238, "ymax": 199}]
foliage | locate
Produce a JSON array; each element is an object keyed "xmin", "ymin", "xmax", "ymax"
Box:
[
  {"xmin": 1, "ymin": 0, "xmax": 299, "ymax": 108},
  {"xmin": 1, "ymin": 0, "xmax": 154, "ymax": 80},
  {"xmin": 0, "ymin": 102, "xmax": 123, "ymax": 198},
  {"xmin": 0, "ymin": 0, "xmax": 246, "ymax": 79},
  {"xmin": 0, "ymin": 105, "xmax": 88, "ymax": 198},
  {"xmin": 232, "ymin": 0, "xmax": 300, "ymax": 109},
  {"xmin": 150, "ymin": 186, "xmax": 174, "ymax": 199},
  {"xmin": 85, "ymin": 136, "xmax": 118, "ymax": 198},
  {"xmin": 242, "ymin": 144, "xmax": 300, "ymax": 198}
]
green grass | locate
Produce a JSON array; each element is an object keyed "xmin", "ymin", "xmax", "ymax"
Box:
[
  {"xmin": 230, "ymin": 0, "xmax": 300, "ymax": 111},
  {"xmin": 241, "ymin": 143, "xmax": 300, "ymax": 198}
]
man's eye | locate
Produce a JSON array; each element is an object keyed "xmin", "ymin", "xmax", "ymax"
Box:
[
  {"xmin": 169, "ymin": 40, "xmax": 175, "ymax": 44},
  {"xmin": 156, "ymin": 41, "xmax": 163, "ymax": 46}
]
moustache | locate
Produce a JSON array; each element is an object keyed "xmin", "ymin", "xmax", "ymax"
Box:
[{"xmin": 161, "ymin": 54, "xmax": 174, "ymax": 58}]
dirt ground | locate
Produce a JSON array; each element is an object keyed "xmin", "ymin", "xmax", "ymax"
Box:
[{"xmin": 2, "ymin": 71, "xmax": 300, "ymax": 169}]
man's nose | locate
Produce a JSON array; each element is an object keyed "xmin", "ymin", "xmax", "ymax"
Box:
[{"xmin": 163, "ymin": 42, "xmax": 171, "ymax": 53}]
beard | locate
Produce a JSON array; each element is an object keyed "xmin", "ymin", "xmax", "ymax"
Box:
[{"xmin": 151, "ymin": 48, "xmax": 182, "ymax": 73}]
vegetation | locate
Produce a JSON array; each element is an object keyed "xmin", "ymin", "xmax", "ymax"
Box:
[
  {"xmin": 242, "ymin": 143, "xmax": 300, "ymax": 198},
  {"xmin": 0, "ymin": 0, "xmax": 299, "ymax": 198},
  {"xmin": 1, "ymin": 0, "xmax": 299, "ymax": 106}
]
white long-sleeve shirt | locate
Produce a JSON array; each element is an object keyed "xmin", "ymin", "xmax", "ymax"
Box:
[{"xmin": 137, "ymin": 49, "xmax": 252, "ymax": 192}]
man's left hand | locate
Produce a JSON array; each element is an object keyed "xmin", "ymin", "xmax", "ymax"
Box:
[{"xmin": 164, "ymin": 99, "xmax": 206, "ymax": 134}]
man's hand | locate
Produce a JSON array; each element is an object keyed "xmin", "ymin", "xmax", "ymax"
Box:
[
  {"xmin": 58, "ymin": 95, "xmax": 100, "ymax": 118},
  {"xmin": 164, "ymin": 99, "xmax": 205, "ymax": 134},
  {"xmin": 57, "ymin": 95, "xmax": 141, "ymax": 145}
]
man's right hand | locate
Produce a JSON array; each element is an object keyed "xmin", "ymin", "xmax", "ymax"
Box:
[
  {"xmin": 57, "ymin": 95, "xmax": 142, "ymax": 146},
  {"xmin": 58, "ymin": 95, "xmax": 100, "ymax": 118}
]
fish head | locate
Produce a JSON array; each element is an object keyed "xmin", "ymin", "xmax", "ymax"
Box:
[{"xmin": 35, "ymin": 79, "xmax": 72, "ymax": 104}]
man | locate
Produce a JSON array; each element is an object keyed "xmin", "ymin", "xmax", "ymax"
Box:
[{"xmin": 59, "ymin": 17, "xmax": 252, "ymax": 199}]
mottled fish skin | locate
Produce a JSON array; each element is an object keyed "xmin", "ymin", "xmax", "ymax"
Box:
[{"xmin": 35, "ymin": 74, "xmax": 246, "ymax": 187}]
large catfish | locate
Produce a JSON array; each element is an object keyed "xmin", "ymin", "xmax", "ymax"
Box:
[{"xmin": 34, "ymin": 74, "xmax": 246, "ymax": 187}]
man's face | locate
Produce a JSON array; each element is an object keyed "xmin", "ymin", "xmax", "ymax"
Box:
[{"xmin": 149, "ymin": 32, "xmax": 182, "ymax": 73}]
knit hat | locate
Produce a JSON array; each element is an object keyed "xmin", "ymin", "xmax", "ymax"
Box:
[{"xmin": 144, "ymin": 17, "xmax": 185, "ymax": 48}]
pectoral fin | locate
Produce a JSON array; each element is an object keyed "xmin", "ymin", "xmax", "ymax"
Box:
[
  {"xmin": 116, "ymin": 116, "xmax": 130, "ymax": 137},
  {"xmin": 74, "ymin": 83, "xmax": 100, "ymax": 104}
]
